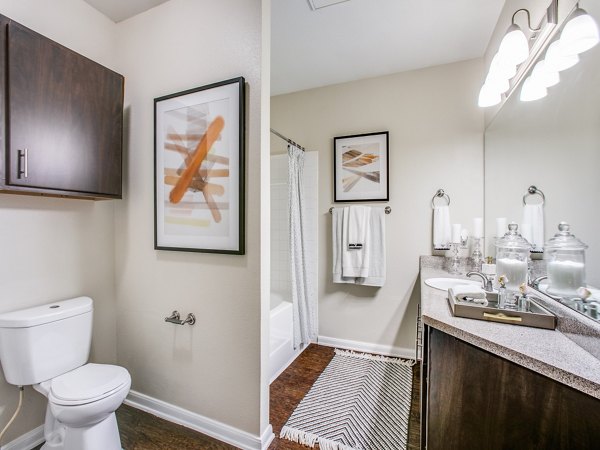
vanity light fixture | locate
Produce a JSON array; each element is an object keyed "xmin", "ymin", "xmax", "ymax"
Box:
[
  {"xmin": 559, "ymin": 5, "xmax": 600, "ymax": 55},
  {"xmin": 479, "ymin": 1, "xmax": 559, "ymax": 108},
  {"xmin": 544, "ymin": 40, "xmax": 580, "ymax": 72},
  {"xmin": 530, "ymin": 60, "xmax": 560, "ymax": 88}
]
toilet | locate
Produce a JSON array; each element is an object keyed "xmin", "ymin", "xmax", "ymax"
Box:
[{"xmin": 0, "ymin": 297, "xmax": 131, "ymax": 450}]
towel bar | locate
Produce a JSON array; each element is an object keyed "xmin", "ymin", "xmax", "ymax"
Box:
[{"xmin": 329, "ymin": 206, "xmax": 391, "ymax": 214}]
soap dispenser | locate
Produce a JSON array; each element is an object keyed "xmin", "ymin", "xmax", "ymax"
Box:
[
  {"xmin": 545, "ymin": 222, "xmax": 588, "ymax": 298},
  {"xmin": 495, "ymin": 223, "xmax": 532, "ymax": 293}
]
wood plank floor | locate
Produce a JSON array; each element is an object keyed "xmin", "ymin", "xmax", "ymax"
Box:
[{"xmin": 33, "ymin": 344, "xmax": 420, "ymax": 449}]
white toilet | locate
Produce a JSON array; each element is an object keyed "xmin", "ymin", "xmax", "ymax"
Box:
[{"xmin": 0, "ymin": 297, "xmax": 131, "ymax": 450}]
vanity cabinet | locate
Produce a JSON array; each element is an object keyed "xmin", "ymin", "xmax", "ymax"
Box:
[
  {"xmin": 0, "ymin": 15, "xmax": 123, "ymax": 199},
  {"xmin": 421, "ymin": 326, "xmax": 600, "ymax": 449}
]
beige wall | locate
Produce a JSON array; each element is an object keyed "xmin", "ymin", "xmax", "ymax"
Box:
[
  {"xmin": 271, "ymin": 59, "xmax": 485, "ymax": 353},
  {"xmin": 114, "ymin": 0, "xmax": 265, "ymax": 437},
  {"xmin": 0, "ymin": 0, "xmax": 118, "ymax": 443}
]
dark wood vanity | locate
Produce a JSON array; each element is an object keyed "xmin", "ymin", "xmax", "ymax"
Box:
[
  {"xmin": 420, "ymin": 325, "xmax": 600, "ymax": 450},
  {"xmin": 0, "ymin": 14, "xmax": 124, "ymax": 199}
]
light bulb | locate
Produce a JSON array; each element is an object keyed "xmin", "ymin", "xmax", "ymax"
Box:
[
  {"xmin": 478, "ymin": 84, "xmax": 501, "ymax": 107},
  {"xmin": 544, "ymin": 40, "xmax": 579, "ymax": 72},
  {"xmin": 520, "ymin": 76, "xmax": 547, "ymax": 102},
  {"xmin": 485, "ymin": 72, "xmax": 510, "ymax": 94},
  {"xmin": 531, "ymin": 60, "xmax": 560, "ymax": 88},
  {"xmin": 489, "ymin": 52, "xmax": 517, "ymax": 80},
  {"xmin": 498, "ymin": 24, "xmax": 529, "ymax": 65},
  {"xmin": 560, "ymin": 8, "xmax": 600, "ymax": 55}
]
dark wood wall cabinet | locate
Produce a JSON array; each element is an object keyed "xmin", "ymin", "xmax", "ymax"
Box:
[
  {"xmin": 0, "ymin": 14, "xmax": 124, "ymax": 199},
  {"xmin": 421, "ymin": 326, "xmax": 600, "ymax": 450}
]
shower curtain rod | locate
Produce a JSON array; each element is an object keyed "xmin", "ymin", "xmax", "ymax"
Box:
[{"xmin": 270, "ymin": 128, "xmax": 306, "ymax": 152}]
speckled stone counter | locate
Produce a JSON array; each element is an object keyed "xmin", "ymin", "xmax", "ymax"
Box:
[{"xmin": 420, "ymin": 256, "xmax": 600, "ymax": 399}]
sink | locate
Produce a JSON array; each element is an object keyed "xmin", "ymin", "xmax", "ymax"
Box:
[{"xmin": 425, "ymin": 277, "xmax": 481, "ymax": 291}]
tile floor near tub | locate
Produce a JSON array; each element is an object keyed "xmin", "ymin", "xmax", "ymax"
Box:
[{"xmin": 34, "ymin": 345, "xmax": 420, "ymax": 449}]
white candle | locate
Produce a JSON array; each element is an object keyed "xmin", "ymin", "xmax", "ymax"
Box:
[
  {"xmin": 547, "ymin": 260, "xmax": 586, "ymax": 297},
  {"xmin": 452, "ymin": 224, "xmax": 461, "ymax": 243},
  {"xmin": 496, "ymin": 217, "xmax": 507, "ymax": 237},
  {"xmin": 496, "ymin": 258, "xmax": 528, "ymax": 292},
  {"xmin": 473, "ymin": 217, "xmax": 483, "ymax": 238},
  {"xmin": 521, "ymin": 223, "xmax": 532, "ymax": 244}
]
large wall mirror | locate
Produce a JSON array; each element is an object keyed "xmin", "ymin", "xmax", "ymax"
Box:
[{"xmin": 484, "ymin": 2, "xmax": 600, "ymax": 310}]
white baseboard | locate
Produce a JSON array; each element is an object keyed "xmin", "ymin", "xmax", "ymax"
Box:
[
  {"xmin": 317, "ymin": 335, "xmax": 416, "ymax": 360},
  {"xmin": 0, "ymin": 425, "xmax": 44, "ymax": 450},
  {"xmin": 125, "ymin": 390, "xmax": 271, "ymax": 450}
]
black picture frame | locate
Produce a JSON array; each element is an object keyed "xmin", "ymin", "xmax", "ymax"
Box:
[
  {"xmin": 154, "ymin": 77, "xmax": 245, "ymax": 254},
  {"xmin": 333, "ymin": 131, "xmax": 389, "ymax": 202}
]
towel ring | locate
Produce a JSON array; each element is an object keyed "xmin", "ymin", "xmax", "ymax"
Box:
[
  {"xmin": 523, "ymin": 185, "xmax": 545, "ymax": 206},
  {"xmin": 431, "ymin": 189, "xmax": 450, "ymax": 208}
]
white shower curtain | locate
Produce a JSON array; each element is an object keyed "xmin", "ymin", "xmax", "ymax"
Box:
[{"xmin": 288, "ymin": 145, "xmax": 317, "ymax": 348}]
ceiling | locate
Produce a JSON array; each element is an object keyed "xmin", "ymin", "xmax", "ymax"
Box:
[
  {"xmin": 83, "ymin": 0, "xmax": 170, "ymax": 23},
  {"xmin": 272, "ymin": 0, "xmax": 506, "ymax": 95}
]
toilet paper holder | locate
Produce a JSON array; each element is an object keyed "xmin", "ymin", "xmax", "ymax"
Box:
[{"xmin": 164, "ymin": 311, "xmax": 196, "ymax": 326}]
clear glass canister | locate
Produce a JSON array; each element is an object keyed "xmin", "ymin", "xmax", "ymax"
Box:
[
  {"xmin": 545, "ymin": 222, "xmax": 588, "ymax": 298},
  {"xmin": 495, "ymin": 223, "xmax": 532, "ymax": 293}
]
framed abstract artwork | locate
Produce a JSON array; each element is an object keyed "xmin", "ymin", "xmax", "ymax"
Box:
[
  {"xmin": 154, "ymin": 77, "xmax": 245, "ymax": 254},
  {"xmin": 333, "ymin": 131, "xmax": 389, "ymax": 202}
]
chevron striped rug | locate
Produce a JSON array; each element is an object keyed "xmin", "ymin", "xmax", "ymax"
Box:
[{"xmin": 280, "ymin": 349, "xmax": 414, "ymax": 450}]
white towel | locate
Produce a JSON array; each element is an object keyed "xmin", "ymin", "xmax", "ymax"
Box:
[
  {"xmin": 452, "ymin": 285, "xmax": 487, "ymax": 299},
  {"xmin": 342, "ymin": 206, "xmax": 370, "ymax": 278},
  {"xmin": 433, "ymin": 205, "xmax": 451, "ymax": 248},
  {"xmin": 523, "ymin": 204, "xmax": 544, "ymax": 249},
  {"xmin": 333, "ymin": 207, "xmax": 386, "ymax": 287},
  {"xmin": 346, "ymin": 205, "xmax": 369, "ymax": 250},
  {"xmin": 355, "ymin": 208, "xmax": 386, "ymax": 287}
]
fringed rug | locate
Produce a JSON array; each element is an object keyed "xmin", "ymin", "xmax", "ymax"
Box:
[{"xmin": 281, "ymin": 349, "xmax": 415, "ymax": 450}]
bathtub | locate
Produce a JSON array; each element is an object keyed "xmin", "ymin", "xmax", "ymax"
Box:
[{"xmin": 270, "ymin": 293, "xmax": 296, "ymax": 382}]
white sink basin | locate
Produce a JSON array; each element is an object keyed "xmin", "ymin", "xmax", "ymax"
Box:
[{"xmin": 424, "ymin": 277, "xmax": 481, "ymax": 291}]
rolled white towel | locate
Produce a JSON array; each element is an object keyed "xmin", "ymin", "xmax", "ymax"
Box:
[{"xmin": 452, "ymin": 285, "xmax": 487, "ymax": 300}]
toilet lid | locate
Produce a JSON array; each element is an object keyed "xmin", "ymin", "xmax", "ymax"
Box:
[{"xmin": 50, "ymin": 363, "xmax": 130, "ymax": 405}]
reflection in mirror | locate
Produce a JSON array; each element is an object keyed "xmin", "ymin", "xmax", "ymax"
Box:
[{"xmin": 484, "ymin": 2, "xmax": 600, "ymax": 321}]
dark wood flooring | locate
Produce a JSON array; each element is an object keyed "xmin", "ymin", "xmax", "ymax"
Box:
[{"xmin": 33, "ymin": 344, "xmax": 421, "ymax": 449}]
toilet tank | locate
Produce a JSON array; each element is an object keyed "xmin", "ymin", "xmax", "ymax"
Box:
[{"xmin": 0, "ymin": 297, "xmax": 93, "ymax": 386}]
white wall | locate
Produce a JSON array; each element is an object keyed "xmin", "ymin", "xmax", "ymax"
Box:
[
  {"xmin": 271, "ymin": 59, "xmax": 484, "ymax": 354},
  {"xmin": 114, "ymin": 0, "xmax": 265, "ymax": 438},
  {"xmin": 0, "ymin": 0, "xmax": 118, "ymax": 443}
]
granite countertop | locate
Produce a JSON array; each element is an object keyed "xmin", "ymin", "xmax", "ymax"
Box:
[{"xmin": 420, "ymin": 256, "xmax": 600, "ymax": 399}]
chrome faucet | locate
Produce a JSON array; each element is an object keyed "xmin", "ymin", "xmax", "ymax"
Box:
[
  {"xmin": 466, "ymin": 271, "xmax": 494, "ymax": 292},
  {"xmin": 531, "ymin": 276, "xmax": 548, "ymax": 290}
]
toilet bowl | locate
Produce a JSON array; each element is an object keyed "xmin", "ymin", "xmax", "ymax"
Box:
[
  {"xmin": 0, "ymin": 297, "xmax": 131, "ymax": 450},
  {"xmin": 34, "ymin": 363, "xmax": 131, "ymax": 450}
]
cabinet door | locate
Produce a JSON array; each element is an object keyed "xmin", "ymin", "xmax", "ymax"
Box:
[
  {"xmin": 427, "ymin": 328, "xmax": 600, "ymax": 450},
  {"xmin": 6, "ymin": 21, "xmax": 123, "ymax": 196}
]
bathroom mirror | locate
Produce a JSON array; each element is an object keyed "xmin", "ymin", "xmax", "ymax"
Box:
[{"xmin": 484, "ymin": 3, "xmax": 600, "ymax": 314}]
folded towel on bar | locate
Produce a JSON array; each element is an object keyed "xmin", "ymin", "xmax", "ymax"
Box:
[
  {"xmin": 333, "ymin": 207, "xmax": 386, "ymax": 287},
  {"xmin": 342, "ymin": 206, "xmax": 370, "ymax": 276},
  {"xmin": 522, "ymin": 203, "xmax": 544, "ymax": 249},
  {"xmin": 433, "ymin": 205, "xmax": 451, "ymax": 248}
]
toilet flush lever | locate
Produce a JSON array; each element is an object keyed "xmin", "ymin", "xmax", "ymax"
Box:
[{"xmin": 164, "ymin": 311, "xmax": 196, "ymax": 326}]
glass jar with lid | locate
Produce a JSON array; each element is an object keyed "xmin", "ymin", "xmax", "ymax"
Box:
[
  {"xmin": 495, "ymin": 223, "xmax": 532, "ymax": 294},
  {"xmin": 545, "ymin": 222, "xmax": 588, "ymax": 298}
]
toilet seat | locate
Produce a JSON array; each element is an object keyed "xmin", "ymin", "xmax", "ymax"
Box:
[{"xmin": 48, "ymin": 363, "xmax": 130, "ymax": 406}]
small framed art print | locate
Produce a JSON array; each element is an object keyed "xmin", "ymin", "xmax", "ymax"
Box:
[{"xmin": 333, "ymin": 131, "xmax": 389, "ymax": 202}]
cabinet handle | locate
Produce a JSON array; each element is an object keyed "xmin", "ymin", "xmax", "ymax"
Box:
[
  {"xmin": 17, "ymin": 148, "xmax": 28, "ymax": 179},
  {"xmin": 483, "ymin": 312, "xmax": 522, "ymax": 322}
]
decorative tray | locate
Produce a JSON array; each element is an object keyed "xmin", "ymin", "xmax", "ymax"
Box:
[{"xmin": 447, "ymin": 288, "xmax": 556, "ymax": 330}]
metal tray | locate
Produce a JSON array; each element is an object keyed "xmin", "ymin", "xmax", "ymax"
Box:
[{"xmin": 448, "ymin": 288, "xmax": 556, "ymax": 330}]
